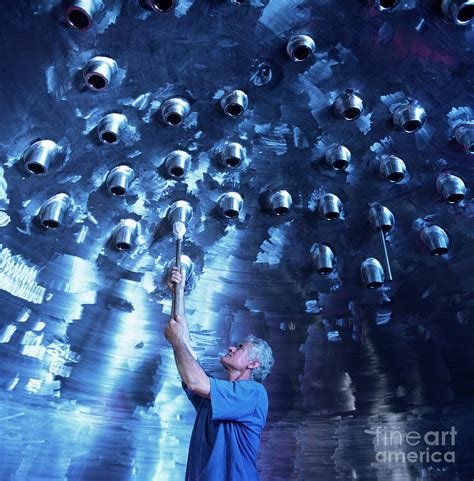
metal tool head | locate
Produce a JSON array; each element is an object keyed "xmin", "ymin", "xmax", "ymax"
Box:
[{"xmin": 368, "ymin": 205, "xmax": 395, "ymax": 233}]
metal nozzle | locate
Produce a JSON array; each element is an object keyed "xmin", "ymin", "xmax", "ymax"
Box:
[
  {"xmin": 375, "ymin": 0, "xmax": 400, "ymax": 11},
  {"xmin": 269, "ymin": 190, "xmax": 292, "ymax": 216},
  {"xmin": 379, "ymin": 155, "xmax": 407, "ymax": 183},
  {"xmin": 286, "ymin": 35, "xmax": 316, "ymax": 62},
  {"xmin": 64, "ymin": 0, "xmax": 102, "ymax": 31},
  {"xmin": 325, "ymin": 145, "xmax": 351, "ymax": 170},
  {"xmin": 144, "ymin": 0, "xmax": 179, "ymax": 13},
  {"xmin": 312, "ymin": 243, "xmax": 335, "ymax": 275},
  {"xmin": 333, "ymin": 92, "xmax": 364, "ymax": 121},
  {"xmin": 454, "ymin": 124, "xmax": 474, "ymax": 154},
  {"xmin": 421, "ymin": 225, "xmax": 449, "ymax": 256},
  {"xmin": 318, "ymin": 193, "xmax": 342, "ymax": 221},
  {"xmin": 38, "ymin": 193, "xmax": 71, "ymax": 229},
  {"xmin": 442, "ymin": 0, "xmax": 474, "ymax": 25},
  {"xmin": 167, "ymin": 200, "xmax": 193, "ymax": 226},
  {"xmin": 392, "ymin": 101, "xmax": 426, "ymax": 133},
  {"xmin": 23, "ymin": 140, "xmax": 58, "ymax": 175},
  {"xmin": 221, "ymin": 142, "xmax": 245, "ymax": 168},
  {"xmin": 164, "ymin": 151, "xmax": 191, "ymax": 179},
  {"xmin": 97, "ymin": 113, "xmax": 128, "ymax": 144},
  {"xmin": 361, "ymin": 258, "xmax": 385, "ymax": 289},
  {"xmin": 221, "ymin": 90, "xmax": 248, "ymax": 118},
  {"xmin": 219, "ymin": 192, "xmax": 243, "ymax": 219},
  {"xmin": 105, "ymin": 165, "xmax": 134, "ymax": 196},
  {"xmin": 83, "ymin": 56, "xmax": 117, "ymax": 91},
  {"xmin": 436, "ymin": 173, "xmax": 466, "ymax": 204},
  {"xmin": 161, "ymin": 97, "xmax": 190, "ymax": 127},
  {"xmin": 112, "ymin": 219, "xmax": 139, "ymax": 251}
]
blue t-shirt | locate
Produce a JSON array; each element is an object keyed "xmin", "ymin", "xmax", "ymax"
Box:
[{"xmin": 182, "ymin": 375, "xmax": 268, "ymax": 481}]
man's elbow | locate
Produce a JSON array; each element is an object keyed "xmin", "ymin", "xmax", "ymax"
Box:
[{"xmin": 189, "ymin": 376, "xmax": 211, "ymax": 399}]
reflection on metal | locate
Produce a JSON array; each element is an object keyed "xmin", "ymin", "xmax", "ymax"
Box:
[
  {"xmin": 167, "ymin": 200, "xmax": 193, "ymax": 226},
  {"xmin": 379, "ymin": 155, "xmax": 407, "ymax": 183},
  {"xmin": 111, "ymin": 219, "xmax": 138, "ymax": 251},
  {"xmin": 97, "ymin": 113, "xmax": 128, "ymax": 145},
  {"xmin": 421, "ymin": 225, "xmax": 450, "ymax": 256},
  {"xmin": 286, "ymin": 35, "xmax": 316, "ymax": 62},
  {"xmin": 38, "ymin": 193, "xmax": 71, "ymax": 229},
  {"xmin": 220, "ymin": 90, "xmax": 248, "ymax": 118},
  {"xmin": 374, "ymin": 0, "xmax": 400, "ymax": 10},
  {"xmin": 325, "ymin": 145, "xmax": 351, "ymax": 170},
  {"xmin": 23, "ymin": 140, "xmax": 58, "ymax": 175},
  {"xmin": 312, "ymin": 243, "xmax": 335, "ymax": 275},
  {"xmin": 161, "ymin": 98, "xmax": 190, "ymax": 127},
  {"xmin": 436, "ymin": 173, "xmax": 466, "ymax": 204},
  {"xmin": 368, "ymin": 205, "xmax": 394, "ymax": 281},
  {"xmin": 179, "ymin": 254, "xmax": 193, "ymax": 281},
  {"xmin": 219, "ymin": 192, "xmax": 243, "ymax": 219},
  {"xmin": 318, "ymin": 193, "xmax": 342, "ymax": 221},
  {"xmin": 144, "ymin": 0, "xmax": 179, "ymax": 13},
  {"xmin": 64, "ymin": 0, "xmax": 102, "ymax": 31},
  {"xmin": 333, "ymin": 92, "xmax": 364, "ymax": 121},
  {"xmin": 105, "ymin": 165, "xmax": 134, "ymax": 196},
  {"xmin": 268, "ymin": 189, "xmax": 292, "ymax": 215},
  {"xmin": 392, "ymin": 101, "xmax": 426, "ymax": 133},
  {"xmin": 442, "ymin": 0, "xmax": 474, "ymax": 25},
  {"xmin": 361, "ymin": 257, "xmax": 385, "ymax": 288},
  {"xmin": 454, "ymin": 124, "xmax": 474, "ymax": 154},
  {"xmin": 220, "ymin": 142, "xmax": 245, "ymax": 168},
  {"xmin": 164, "ymin": 150, "xmax": 191, "ymax": 179},
  {"xmin": 82, "ymin": 56, "xmax": 117, "ymax": 91}
]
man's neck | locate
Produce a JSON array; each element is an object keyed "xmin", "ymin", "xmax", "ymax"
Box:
[{"xmin": 227, "ymin": 368, "xmax": 252, "ymax": 382}]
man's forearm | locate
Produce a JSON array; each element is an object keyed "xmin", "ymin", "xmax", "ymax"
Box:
[{"xmin": 172, "ymin": 340, "xmax": 207, "ymax": 391}]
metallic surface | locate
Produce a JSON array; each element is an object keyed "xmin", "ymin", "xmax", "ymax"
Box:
[
  {"xmin": 23, "ymin": 139, "xmax": 58, "ymax": 175},
  {"xmin": 64, "ymin": 0, "xmax": 102, "ymax": 31},
  {"xmin": 220, "ymin": 89, "xmax": 248, "ymax": 117},
  {"xmin": 96, "ymin": 113, "xmax": 128, "ymax": 144},
  {"xmin": 161, "ymin": 97, "xmax": 191, "ymax": 126},
  {"xmin": 286, "ymin": 34, "xmax": 316, "ymax": 62},
  {"xmin": 0, "ymin": 1, "xmax": 474, "ymax": 480}
]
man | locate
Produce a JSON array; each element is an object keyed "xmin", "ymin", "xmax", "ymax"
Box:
[{"xmin": 164, "ymin": 266, "xmax": 275, "ymax": 481}]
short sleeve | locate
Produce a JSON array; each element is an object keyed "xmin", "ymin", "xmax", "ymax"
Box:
[{"xmin": 210, "ymin": 378, "xmax": 259, "ymax": 422}]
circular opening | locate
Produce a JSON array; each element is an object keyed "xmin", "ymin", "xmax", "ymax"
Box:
[
  {"xmin": 116, "ymin": 242, "xmax": 131, "ymax": 251},
  {"xmin": 318, "ymin": 267, "xmax": 333, "ymax": 275},
  {"xmin": 110, "ymin": 186, "xmax": 126, "ymax": 196},
  {"xmin": 170, "ymin": 167, "xmax": 184, "ymax": 177},
  {"xmin": 381, "ymin": 224, "xmax": 392, "ymax": 233},
  {"xmin": 66, "ymin": 8, "xmax": 91, "ymax": 30},
  {"xmin": 224, "ymin": 209, "xmax": 239, "ymax": 218},
  {"xmin": 432, "ymin": 247, "xmax": 448, "ymax": 256},
  {"xmin": 166, "ymin": 113, "xmax": 182, "ymax": 126},
  {"xmin": 343, "ymin": 107, "xmax": 360, "ymax": 120},
  {"xmin": 226, "ymin": 156, "xmax": 241, "ymax": 168},
  {"xmin": 468, "ymin": 144, "xmax": 474, "ymax": 153},
  {"xmin": 152, "ymin": 0, "xmax": 174, "ymax": 11},
  {"xmin": 325, "ymin": 211, "xmax": 340, "ymax": 220},
  {"xmin": 293, "ymin": 45, "xmax": 311, "ymax": 61},
  {"xmin": 87, "ymin": 73, "xmax": 107, "ymax": 90},
  {"xmin": 403, "ymin": 120, "xmax": 422, "ymax": 133},
  {"xmin": 447, "ymin": 193, "xmax": 464, "ymax": 204},
  {"xmin": 388, "ymin": 172, "xmax": 404, "ymax": 182},
  {"xmin": 274, "ymin": 206, "xmax": 289, "ymax": 216},
  {"xmin": 101, "ymin": 131, "xmax": 118, "ymax": 144},
  {"xmin": 226, "ymin": 103, "xmax": 244, "ymax": 117},
  {"xmin": 457, "ymin": 5, "xmax": 474, "ymax": 23},
  {"xmin": 379, "ymin": 0, "xmax": 398, "ymax": 9},
  {"xmin": 27, "ymin": 163, "xmax": 45, "ymax": 174},
  {"xmin": 43, "ymin": 219, "xmax": 59, "ymax": 229},
  {"xmin": 333, "ymin": 159, "xmax": 349, "ymax": 170},
  {"xmin": 368, "ymin": 281, "xmax": 383, "ymax": 289}
]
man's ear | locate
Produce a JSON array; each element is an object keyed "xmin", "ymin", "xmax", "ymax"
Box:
[{"xmin": 248, "ymin": 360, "xmax": 260, "ymax": 370}]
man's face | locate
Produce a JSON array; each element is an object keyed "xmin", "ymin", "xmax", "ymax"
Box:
[{"xmin": 220, "ymin": 341, "xmax": 256, "ymax": 371}]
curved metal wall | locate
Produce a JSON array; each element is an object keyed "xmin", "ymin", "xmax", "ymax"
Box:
[{"xmin": 0, "ymin": 0, "xmax": 473, "ymax": 480}]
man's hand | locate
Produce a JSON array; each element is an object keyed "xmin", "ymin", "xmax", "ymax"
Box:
[
  {"xmin": 164, "ymin": 317, "xmax": 186, "ymax": 347},
  {"xmin": 167, "ymin": 266, "xmax": 185, "ymax": 291}
]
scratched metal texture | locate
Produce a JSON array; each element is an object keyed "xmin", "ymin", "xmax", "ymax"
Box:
[{"xmin": 0, "ymin": 0, "xmax": 473, "ymax": 480}]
